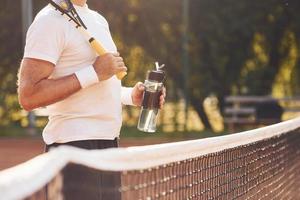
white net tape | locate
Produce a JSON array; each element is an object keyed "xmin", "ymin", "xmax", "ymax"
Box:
[{"xmin": 1, "ymin": 117, "xmax": 300, "ymax": 200}]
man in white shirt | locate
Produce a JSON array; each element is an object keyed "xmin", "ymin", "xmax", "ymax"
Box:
[{"xmin": 17, "ymin": 0, "xmax": 165, "ymax": 199}]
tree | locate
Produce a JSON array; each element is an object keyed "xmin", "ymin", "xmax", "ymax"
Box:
[
  {"xmin": 0, "ymin": 1, "xmax": 23, "ymax": 126},
  {"xmin": 68, "ymin": 0, "xmax": 300, "ymax": 130},
  {"xmin": 1, "ymin": 0, "xmax": 299, "ymax": 131}
]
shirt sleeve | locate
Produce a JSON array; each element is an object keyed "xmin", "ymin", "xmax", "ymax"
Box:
[
  {"xmin": 121, "ymin": 87, "xmax": 134, "ymax": 106},
  {"xmin": 24, "ymin": 14, "xmax": 66, "ymax": 65}
]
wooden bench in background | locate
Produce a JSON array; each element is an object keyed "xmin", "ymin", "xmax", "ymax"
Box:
[{"xmin": 224, "ymin": 96, "xmax": 300, "ymax": 132}]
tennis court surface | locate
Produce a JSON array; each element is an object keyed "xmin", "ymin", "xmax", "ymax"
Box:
[
  {"xmin": 1, "ymin": 118, "xmax": 300, "ymax": 199},
  {"xmin": 0, "ymin": 138, "xmax": 177, "ymax": 171}
]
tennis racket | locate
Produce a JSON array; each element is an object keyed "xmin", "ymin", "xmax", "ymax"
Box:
[{"xmin": 48, "ymin": 0, "xmax": 127, "ymax": 80}]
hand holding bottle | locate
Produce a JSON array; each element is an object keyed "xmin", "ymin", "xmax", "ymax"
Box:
[
  {"xmin": 137, "ymin": 63, "xmax": 166, "ymax": 133},
  {"xmin": 132, "ymin": 82, "xmax": 166, "ymax": 109}
]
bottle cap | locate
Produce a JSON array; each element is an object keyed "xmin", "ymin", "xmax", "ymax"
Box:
[{"xmin": 147, "ymin": 70, "xmax": 165, "ymax": 83}]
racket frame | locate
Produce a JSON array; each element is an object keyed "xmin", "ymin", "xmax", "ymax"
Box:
[{"xmin": 47, "ymin": 0, "xmax": 127, "ymax": 80}]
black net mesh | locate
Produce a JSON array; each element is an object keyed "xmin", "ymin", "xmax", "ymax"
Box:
[{"xmin": 24, "ymin": 129, "xmax": 300, "ymax": 200}]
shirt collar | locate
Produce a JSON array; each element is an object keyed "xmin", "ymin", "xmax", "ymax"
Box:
[{"xmin": 73, "ymin": 4, "xmax": 89, "ymax": 12}]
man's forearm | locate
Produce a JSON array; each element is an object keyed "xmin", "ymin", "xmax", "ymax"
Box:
[
  {"xmin": 19, "ymin": 74, "xmax": 81, "ymax": 111},
  {"xmin": 18, "ymin": 53, "xmax": 126, "ymax": 111}
]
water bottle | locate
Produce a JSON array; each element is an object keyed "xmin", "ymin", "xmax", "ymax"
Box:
[{"xmin": 137, "ymin": 64, "xmax": 165, "ymax": 133}]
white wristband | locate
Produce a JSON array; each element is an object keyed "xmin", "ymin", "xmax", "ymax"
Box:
[
  {"xmin": 75, "ymin": 65, "xmax": 99, "ymax": 89},
  {"xmin": 121, "ymin": 87, "xmax": 134, "ymax": 106}
]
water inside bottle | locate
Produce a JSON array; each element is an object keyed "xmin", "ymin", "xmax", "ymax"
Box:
[{"xmin": 137, "ymin": 108, "xmax": 159, "ymax": 133}]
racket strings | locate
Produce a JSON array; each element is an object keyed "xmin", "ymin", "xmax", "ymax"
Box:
[
  {"xmin": 69, "ymin": 5, "xmax": 87, "ymax": 29},
  {"xmin": 49, "ymin": 0, "xmax": 83, "ymax": 28}
]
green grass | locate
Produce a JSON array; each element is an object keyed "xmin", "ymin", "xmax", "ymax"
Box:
[
  {"xmin": 0, "ymin": 126, "xmax": 29, "ymax": 137},
  {"xmin": 120, "ymin": 126, "xmax": 228, "ymax": 140},
  {"xmin": 0, "ymin": 125, "xmax": 229, "ymax": 140},
  {"xmin": 0, "ymin": 125, "xmax": 45, "ymax": 137}
]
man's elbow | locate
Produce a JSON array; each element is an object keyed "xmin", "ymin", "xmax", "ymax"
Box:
[{"xmin": 19, "ymin": 95, "xmax": 35, "ymax": 112}]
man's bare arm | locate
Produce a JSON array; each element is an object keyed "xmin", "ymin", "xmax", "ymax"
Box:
[
  {"xmin": 18, "ymin": 53, "xmax": 127, "ymax": 111},
  {"xmin": 18, "ymin": 58, "xmax": 81, "ymax": 111}
]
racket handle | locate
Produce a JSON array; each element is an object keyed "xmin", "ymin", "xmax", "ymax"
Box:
[
  {"xmin": 89, "ymin": 38, "xmax": 127, "ymax": 80},
  {"xmin": 116, "ymin": 71, "xmax": 127, "ymax": 80},
  {"xmin": 89, "ymin": 38, "xmax": 106, "ymax": 55}
]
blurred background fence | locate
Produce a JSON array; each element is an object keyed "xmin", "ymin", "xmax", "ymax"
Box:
[{"xmin": 1, "ymin": 0, "xmax": 300, "ymax": 137}]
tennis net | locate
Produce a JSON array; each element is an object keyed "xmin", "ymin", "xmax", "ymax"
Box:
[{"xmin": 1, "ymin": 117, "xmax": 300, "ymax": 200}]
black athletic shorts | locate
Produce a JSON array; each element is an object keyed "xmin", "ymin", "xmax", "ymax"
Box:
[{"xmin": 45, "ymin": 139, "xmax": 121, "ymax": 200}]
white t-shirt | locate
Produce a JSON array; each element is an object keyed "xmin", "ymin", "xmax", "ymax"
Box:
[{"xmin": 24, "ymin": 4, "xmax": 133, "ymax": 144}]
